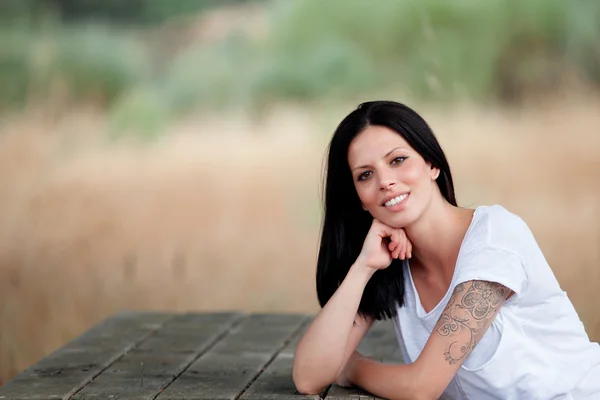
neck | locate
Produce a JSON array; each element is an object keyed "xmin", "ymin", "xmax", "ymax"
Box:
[{"xmin": 404, "ymin": 196, "xmax": 475, "ymax": 276}]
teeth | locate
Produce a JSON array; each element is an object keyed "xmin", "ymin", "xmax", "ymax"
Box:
[{"xmin": 384, "ymin": 194, "xmax": 408, "ymax": 207}]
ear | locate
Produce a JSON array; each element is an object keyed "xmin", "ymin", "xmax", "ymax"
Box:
[{"xmin": 431, "ymin": 165, "xmax": 440, "ymax": 180}]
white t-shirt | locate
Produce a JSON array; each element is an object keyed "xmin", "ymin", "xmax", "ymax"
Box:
[{"xmin": 392, "ymin": 205, "xmax": 600, "ymax": 399}]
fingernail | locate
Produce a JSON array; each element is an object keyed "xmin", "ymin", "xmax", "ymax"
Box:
[{"xmin": 408, "ymin": 252, "xmax": 412, "ymax": 258}]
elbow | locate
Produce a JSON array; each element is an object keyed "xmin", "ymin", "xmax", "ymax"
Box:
[
  {"xmin": 292, "ymin": 374, "xmax": 325, "ymax": 396},
  {"xmin": 406, "ymin": 366, "xmax": 442, "ymax": 400},
  {"xmin": 294, "ymin": 381, "xmax": 324, "ymax": 396},
  {"xmin": 411, "ymin": 380, "xmax": 444, "ymax": 400},
  {"xmin": 417, "ymin": 392, "xmax": 441, "ymax": 400},
  {"xmin": 394, "ymin": 385, "xmax": 437, "ymax": 400},
  {"xmin": 292, "ymin": 363, "xmax": 328, "ymax": 395},
  {"xmin": 411, "ymin": 391, "xmax": 438, "ymax": 400}
]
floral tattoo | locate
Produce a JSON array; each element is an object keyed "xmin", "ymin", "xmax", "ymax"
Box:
[{"xmin": 434, "ymin": 281, "xmax": 511, "ymax": 365}]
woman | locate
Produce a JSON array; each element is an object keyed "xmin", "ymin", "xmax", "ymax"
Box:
[{"xmin": 292, "ymin": 101, "xmax": 600, "ymax": 399}]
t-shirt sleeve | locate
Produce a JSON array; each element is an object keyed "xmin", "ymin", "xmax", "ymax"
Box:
[{"xmin": 455, "ymin": 246, "xmax": 527, "ymax": 297}]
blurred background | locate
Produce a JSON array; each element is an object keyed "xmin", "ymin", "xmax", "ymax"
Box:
[{"xmin": 0, "ymin": 0, "xmax": 599, "ymax": 385}]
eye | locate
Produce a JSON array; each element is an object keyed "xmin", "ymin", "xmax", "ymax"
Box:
[
  {"xmin": 391, "ymin": 156, "xmax": 407, "ymax": 165},
  {"xmin": 357, "ymin": 171, "xmax": 372, "ymax": 181}
]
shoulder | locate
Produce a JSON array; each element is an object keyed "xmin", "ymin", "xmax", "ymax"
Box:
[
  {"xmin": 456, "ymin": 205, "xmax": 530, "ymax": 296},
  {"xmin": 467, "ymin": 204, "xmax": 533, "ymax": 251},
  {"xmin": 474, "ymin": 204, "xmax": 528, "ymax": 231}
]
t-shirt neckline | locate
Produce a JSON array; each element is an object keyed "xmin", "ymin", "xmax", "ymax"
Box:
[{"xmin": 406, "ymin": 205, "xmax": 485, "ymax": 318}]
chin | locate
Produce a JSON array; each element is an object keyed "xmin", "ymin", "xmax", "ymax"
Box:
[
  {"xmin": 373, "ymin": 211, "xmax": 416, "ymax": 229},
  {"xmin": 388, "ymin": 218, "xmax": 413, "ymax": 229}
]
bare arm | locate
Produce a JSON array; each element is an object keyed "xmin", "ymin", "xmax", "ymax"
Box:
[
  {"xmin": 293, "ymin": 220, "xmax": 411, "ymax": 394},
  {"xmin": 346, "ymin": 280, "xmax": 513, "ymax": 400},
  {"xmin": 292, "ymin": 262, "xmax": 375, "ymax": 394}
]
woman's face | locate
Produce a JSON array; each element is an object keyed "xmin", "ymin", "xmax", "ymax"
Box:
[{"xmin": 347, "ymin": 125, "xmax": 440, "ymax": 228}]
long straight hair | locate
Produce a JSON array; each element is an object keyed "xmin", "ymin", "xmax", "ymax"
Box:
[{"xmin": 316, "ymin": 101, "xmax": 457, "ymax": 321}]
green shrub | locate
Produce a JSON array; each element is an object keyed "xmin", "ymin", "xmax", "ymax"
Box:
[
  {"xmin": 47, "ymin": 25, "xmax": 148, "ymax": 103},
  {"xmin": 0, "ymin": 29, "xmax": 33, "ymax": 108},
  {"xmin": 262, "ymin": 0, "xmax": 583, "ymax": 102},
  {"xmin": 163, "ymin": 36, "xmax": 254, "ymax": 113},
  {"xmin": 160, "ymin": 0, "xmax": 599, "ymax": 111},
  {"xmin": 0, "ymin": 24, "xmax": 148, "ymax": 110},
  {"xmin": 2, "ymin": 0, "xmax": 599, "ymax": 122},
  {"xmin": 108, "ymin": 85, "xmax": 170, "ymax": 141}
]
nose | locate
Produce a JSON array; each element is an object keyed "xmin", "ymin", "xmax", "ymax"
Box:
[
  {"xmin": 379, "ymin": 179, "xmax": 396, "ymax": 191},
  {"xmin": 377, "ymin": 166, "xmax": 397, "ymax": 190}
]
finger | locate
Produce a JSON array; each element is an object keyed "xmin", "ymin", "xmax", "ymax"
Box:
[
  {"xmin": 376, "ymin": 221, "xmax": 394, "ymax": 241},
  {"xmin": 388, "ymin": 238, "xmax": 397, "ymax": 253},
  {"xmin": 399, "ymin": 235, "xmax": 406, "ymax": 260},
  {"xmin": 400, "ymin": 234, "xmax": 409, "ymax": 260},
  {"xmin": 381, "ymin": 224, "xmax": 397, "ymax": 248},
  {"xmin": 376, "ymin": 222, "xmax": 405, "ymax": 259},
  {"xmin": 375, "ymin": 222, "xmax": 395, "ymax": 252},
  {"xmin": 389, "ymin": 230, "xmax": 402, "ymax": 258},
  {"xmin": 394, "ymin": 233, "xmax": 406, "ymax": 259},
  {"xmin": 396, "ymin": 230, "xmax": 408, "ymax": 260}
]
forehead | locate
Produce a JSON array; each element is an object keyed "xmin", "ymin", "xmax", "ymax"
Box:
[{"xmin": 348, "ymin": 125, "xmax": 412, "ymax": 165}]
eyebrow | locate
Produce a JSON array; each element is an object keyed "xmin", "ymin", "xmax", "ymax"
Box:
[{"xmin": 352, "ymin": 146, "xmax": 405, "ymax": 171}]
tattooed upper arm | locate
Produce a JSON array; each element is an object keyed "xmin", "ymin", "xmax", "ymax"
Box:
[
  {"xmin": 435, "ymin": 281, "xmax": 512, "ymax": 364},
  {"xmin": 413, "ymin": 280, "xmax": 513, "ymax": 398}
]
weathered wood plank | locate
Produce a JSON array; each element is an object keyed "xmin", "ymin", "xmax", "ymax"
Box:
[
  {"xmin": 325, "ymin": 319, "xmax": 402, "ymax": 400},
  {"xmin": 0, "ymin": 312, "xmax": 174, "ymax": 400},
  {"xmin": 238, "ymin": 319, "xmax": 322, "ymax": 400},
  {"xmin": 0, "ymin": 312, "xmax": 402, "ymax": 400},
  {"xmin": 239, "ymin": 317, "xmax": 402, "ymax": 400},
  {"xmin": 157, "ymin": 313, "xmax": 308, "ymax": 400},
  {"xmin": 358, "ymin": 319, "xmax": 402, "ymax": 364},
  {"xmin": 71, "ymin": 312, "xmax": 242, "ymax": 400}
]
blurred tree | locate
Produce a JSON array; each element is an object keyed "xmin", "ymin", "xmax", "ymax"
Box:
[
  {"xmin": 11, "ymin": 0, "xmax": 263, "ymax": 25},
  {"xmin": 0, "ymin": 0, "xmax": 51, "ymax": 25},
  {"xmin": 45, "ymin": 0, "xmax": 147, "ymax": 23}
]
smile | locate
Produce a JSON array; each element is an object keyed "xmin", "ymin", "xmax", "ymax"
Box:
[{"xmin": 384, "ymin": 193, "xmax": 409, "ymax": 207}]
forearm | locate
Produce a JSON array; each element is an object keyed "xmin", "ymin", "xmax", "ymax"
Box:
[
  {"xmin": 349, "ymin": 359, "xmax": 430, "ymax": 400},
  {"xmin": 293, "ymin": 263, "xmax": 374, "ymax": 391}
]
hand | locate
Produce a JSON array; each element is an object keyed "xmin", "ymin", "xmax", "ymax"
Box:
[
  {"xmin": 335, "ymin": 351, "xmax": 366, "ymax": 388},
  {"xmin": 355, "ymin": 219, "xmax": 412, "ymax": 271}
]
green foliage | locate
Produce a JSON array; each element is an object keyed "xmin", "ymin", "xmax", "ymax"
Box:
[
  {"xmin": 162, "ymin": 33, "xmax": 377, "ymax": 113},
  {"xmin": 0, "ymin": 24, "xmax": 148, "ymax": 111},
  {"xmin": 248, "ymin": 37, "xmax": 377, "ymax": 104},
  {"xmin": 108, "ymin": 86, "xmax": 170, "ymax": 142},
  {"xmin": 163, "ymin": 36, "xmax": 256, "ymax": 113},
  {"xmin": 0, "ymin": 0, "xmax": 43, "ymax": 24},
  {"xmin": 263, "ymin": 0, "xmax": 580, "ymax": 102},
  {"xmin": 8, "ymin": 0, "xmax": 261, "ymax": 25},
  {"xmin": 564, "ymin": 1, "xmax": 600, "ymax": 84},
  {"xmin": 133, "ymin": 0, "xmax": 249, "ymax": 25},
  {"xmin": 160, "ymin": 0, "xmax": 600, "ymax": 111},
  {"xmin": 1, "ymin": 0, "xmax": 600, "ymax": 140},
  {"xmin": 0, "ymin": 29, "xmax": 32, "ymax": 108},
  {"xmin": 48, "ymin": 26, "xmax": 148, "ymax": 102}
]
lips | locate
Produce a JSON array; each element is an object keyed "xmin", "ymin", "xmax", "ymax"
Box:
[{"xmin": 382, "ymin": 193, "xmax": 409, "ymax": 207}]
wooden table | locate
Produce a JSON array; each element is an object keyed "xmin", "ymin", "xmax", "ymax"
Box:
[{"xmin": 0, "ymin": 312, "xmax": 403, "ymax": 399}]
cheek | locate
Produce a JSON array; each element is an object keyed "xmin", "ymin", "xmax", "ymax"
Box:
[
  {"xmin": 400, "ymin": 162, "xmax": 432, "ymax": 189},
  {"xmin": 355, "ymin": 182, "xmax": 377, "ymax": 206},
  {"xmin": 401, "ymin": 164, "xmax": 424, "ymax": 184}
]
